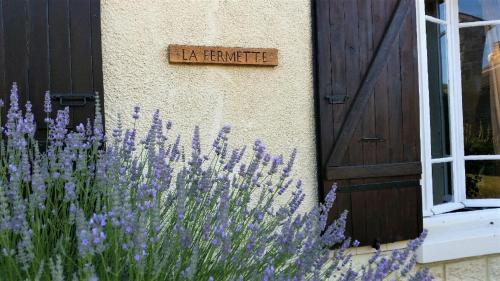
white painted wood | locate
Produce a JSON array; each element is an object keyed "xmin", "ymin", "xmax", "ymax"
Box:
[
  {"xmin": 463, "ymin": 155, "xmax": 500, "ymax": 160},
  {"xmin": 463, "ymin": 199, "xmax": 500, "ymax": 207},
  {"xmin": 425, "ymin": 15, "xmax": 447, "ymax": 25},
  {"xmin": 430, "ymin": 157, "xmax": 453, "ymax": 163},
  {"xmin": 459, "ymin": 20, "xmax": 500, "ymax": 28},
  {"xmin": 417, "ymin": 0, "xmax": 435, "ymax": 213},
  {"xmin": 417, "ymin": 209, "xmax": 500, "ymax": 263},
  {"xmin": 431, "ymin": 202, "xmax": 465, "ymax": 215}
]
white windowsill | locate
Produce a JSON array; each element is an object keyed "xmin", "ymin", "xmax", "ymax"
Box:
[{"xmin": 417, "ymin": 208, "xmax": 500, "ymax": 263}]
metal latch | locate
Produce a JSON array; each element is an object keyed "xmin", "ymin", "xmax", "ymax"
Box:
[
  {"xmin": 325, "ymin": 94, "xmax": 349, "ymax": 104},
  {"xmin": 51, "ymin": 93, "xmax": 96, "ymax": 107},
  {"xmin": 360, "ymin": 137, "xmax": 386, "ymax": 143}
]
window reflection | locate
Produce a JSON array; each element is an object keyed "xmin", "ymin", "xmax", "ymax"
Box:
[
  {"xmin": 427, "ymin": 21, "xmax": 451, "ymax": 158},
  {"xmin": 433, "ymin": 162, "xmax": 454, "ymax": 204},
  {"xmin": 426, "ymin": 0, "xmax": 446, "ymax": 20},
  {"xmin": 466, "ymin": 160, "xmax": 500, "ymax": 198},
  {"xmin": 461, "ymin": 25, "xmax": 500, "ymax": 155},
  {"xmin": 459, "ymin": 0, "xmax": 500, "ymax": 22}
]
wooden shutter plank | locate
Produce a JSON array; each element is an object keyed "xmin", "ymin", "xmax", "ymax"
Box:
[
  {"xmin": 345, "ymin": 0, "xmax": 364, "ymax": 169},
  {"xmin": 315, "ymin": 0, "xmax": 335, "ymax": 171},
  {"xmin": 49, "ymin": 0, "xmax": 72, "ymax": 102},
  {"xmin": 28, "ymin": 0, "xmax": 50, "ymax": 135},
  {"xmin": 373, "ymin": 0, "xmax": 391, "ymax": 166},
  {"xmin": 3, "ymin": 0, "xmax": 29, "ymax": 104},
  {"xmin": 358, "ymin": 0, "xmax": 377, "ymax": 166},
  {"xmin": 70, "ymin": 0, "xmax": 92, "ymax": 92},
  {"xmin": 326, "ymin": 162, "xmax": 421, "ymax": 180},
  {"xmin": 0, "ymin": 0, "xmax": 5, "ymax": 102},
  {"xmin": 330, "ymin": 0, "xmax": 346, "ymax": 142},
  {"xmin": 387, "ymin": 37, "xmax": 404, "ymax": 162},
  {"xmin": 70, "ymin": 0, "xmax": 93, "ymax": 127},
  {"xmin": 401, "ymin": 10, "xmax": 420, "ymax": 162},
  {"xmin": 327, "ymin": 0, "xmax": 412, "ymax": 167},
  {"xmin": 90, "ymin": 0, "xmax": 104, "ymax": 126},
  {"xmin": 90, "ymin": 0, "xmax": 103, "ymax": 93}
]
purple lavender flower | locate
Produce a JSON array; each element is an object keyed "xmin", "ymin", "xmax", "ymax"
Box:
[
  {"xmin": 23, "ymin": 101, "xmax": 36, "ymax": 137},
  {"xmin": 282, "ymin": 148, "xmax": 297, "ymax": 179},
  {"xmin": 253, "ymin": 139, "xmax": 266, "ymax": 160},
  {"xmin": 44, "ymin": 91, "xmax": 52, "ymax": 113},
  {"xmin": 166, "ymin": 120, "xmax": 173, "ymax": 130},
  {"xmin": 64, "ymin": 182, "xmax": 77, "ymax": 202},
  {"xmin": 263, "ymin": 265, "xmax": 275, "ymax": 281},
  {"xmin": 132, "ymin": 105, "xmax": 140, "ymax": 120},
  {"xmin": 190, "ymin": 126, "xmax": 202, "ymax": 166}
]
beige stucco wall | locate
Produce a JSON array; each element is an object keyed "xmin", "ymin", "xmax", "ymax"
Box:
[{"xmin": 100, "ymin": 0, "xmax": 317, "ymax": 211}]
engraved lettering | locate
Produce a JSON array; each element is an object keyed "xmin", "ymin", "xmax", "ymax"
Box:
[
  {"xmin": 251, "ymin": 51, "xmax": 260, "ymax": 62},
  {"xmin": 217, "ymin": 51, "xmax": 224, "ymax": 62},
  {"xmin": 189, "ymin": 50, "xmax": 197, "ymax": 61},
  {"xmin": 168, "ymin": 45, "xmax": 277, "ymax": 66},
  {"xmin": 243, "ymin": 51, "xmax": 251, "ymax": 62},
  {"xmin": 226, "ymin": 51, "xmax": 236, "ymax": 62}
]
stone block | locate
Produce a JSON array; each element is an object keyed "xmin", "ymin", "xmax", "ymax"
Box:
[
  {"xmin": 445, "ymin": 257, "xmax": 487, "ymax": 281},
  {"xmin": 426, "ymin": 264, "xmax": 445, "ymax": 281},
  {"xmin": 488, "ymin": 255, "xmax": 500, "ymax": 280}
]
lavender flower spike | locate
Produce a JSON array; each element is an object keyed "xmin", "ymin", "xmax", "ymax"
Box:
[
  {"xmin": 44, "ymin": 91, "xmax": 52, "ymax": 113},
  {"xmin": 132, "ymin": 105, "xmax": 140, "ymax": 120}
]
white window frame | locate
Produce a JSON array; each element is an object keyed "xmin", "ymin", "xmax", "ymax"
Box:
[
  {"xmin": 416, "ymin": 0, "xmax": 500, "ymax": 262},
  {"xmin": 417, "ymin": 0, "xmax": 500, "ymax": 216}
]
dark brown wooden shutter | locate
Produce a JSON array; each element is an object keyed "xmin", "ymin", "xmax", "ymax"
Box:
[
  {"xmin": 0, "ymin": 0, "xmax": 104, "ymax": 140},
  {"xmin": 313, "ymin": 0, "xmax": 422, "ymax": 246}
]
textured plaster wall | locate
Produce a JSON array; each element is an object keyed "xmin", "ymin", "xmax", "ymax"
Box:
[{"xmin": 100, "ymin": 0, "xmax": 317, "ymax": 211}]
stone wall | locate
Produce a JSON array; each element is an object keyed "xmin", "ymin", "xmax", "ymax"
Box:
[
  {"xmin": 425, "ymin": 254, "xmax": 500, "ymax": 281},
  {"xmin": 352, "ymin": 247, "xmax": 500, "ymax": 281}
]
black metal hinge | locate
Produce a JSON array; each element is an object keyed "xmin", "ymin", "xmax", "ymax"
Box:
[
  {"xmin": 325, "ymin": 94, "xmax": 349, "ymax": 104},
  {"xmin": 51, "ymin": 93, "xmax": 96, "ymax": 107}
]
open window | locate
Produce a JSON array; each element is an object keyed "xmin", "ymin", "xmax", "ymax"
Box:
[{"xmin": 419, "ymin": 0, "xmax": 500, "ymax": 215}]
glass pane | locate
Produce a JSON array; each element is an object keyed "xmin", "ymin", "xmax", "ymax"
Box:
[
  {"xmin": 427, "ymin": 22, "xmax": 451, "ymax": 158},
  {"xmin": 426, "ymin": 0, "xmax": 446, "ymax": 20},
  {"xmin": 433, "ymin": 162, "xmax": 454, "ymax": 204},
  {"xmin": 466, "ymin": 160, "xmax": 500, "ymax": 198},
  {"xmin": 459, "ymin": 0, "xmax": 500, "ymax": 22},
  {"xmin": 461, "ymin": 25, "xmax": 500, "ymax": 155}
]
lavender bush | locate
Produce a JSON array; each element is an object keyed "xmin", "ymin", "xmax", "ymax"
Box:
[{"xmin": 0, "ymin": 84, "xmax": 430, "ymax": 280}]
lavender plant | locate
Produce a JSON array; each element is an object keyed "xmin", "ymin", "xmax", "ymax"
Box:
[{"xmin": 0, "ymin": 84, "xmax": 430, "ymax": 280}]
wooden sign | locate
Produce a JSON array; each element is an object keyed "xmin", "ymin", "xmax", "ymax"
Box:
[{"xmin": 168, "ymin": 45, "xmax": 278, "ymax": 66}]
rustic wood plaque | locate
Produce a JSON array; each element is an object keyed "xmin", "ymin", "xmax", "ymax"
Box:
[{"xmin": 168, "ymin": 45, "xmax": 278, "ymax": 66}]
